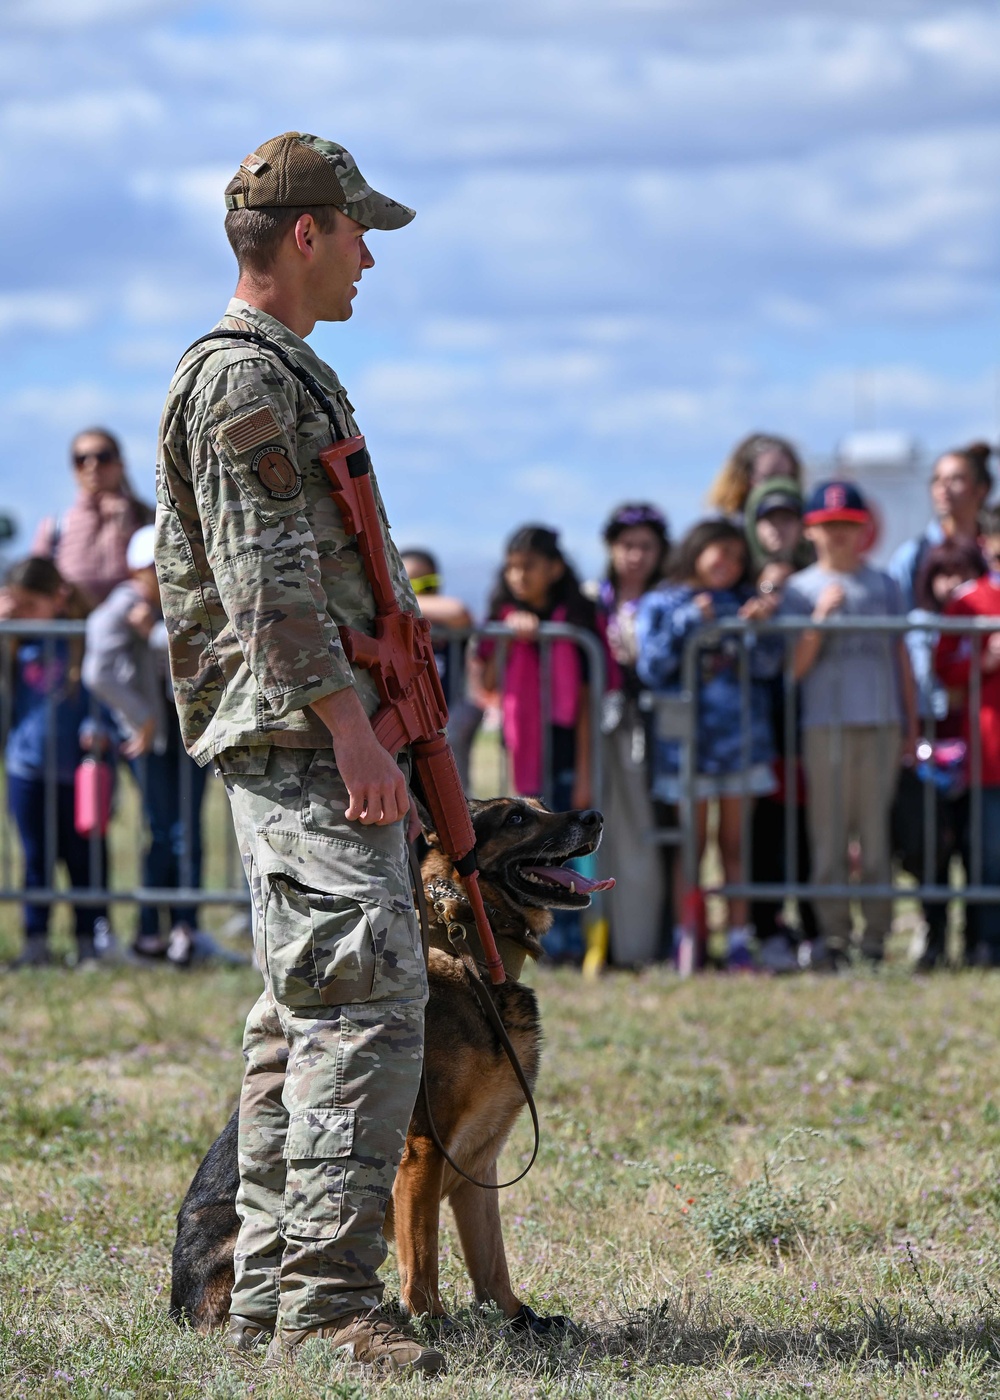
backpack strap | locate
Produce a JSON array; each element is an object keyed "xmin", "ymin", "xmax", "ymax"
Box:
[{"xmin": 177, "ymin": 329, "xmax": 347, "ymax": 443}]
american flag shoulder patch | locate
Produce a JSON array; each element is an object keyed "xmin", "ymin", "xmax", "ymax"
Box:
[{"xmin": 222, "ymin": 404, "xmax": 282, "ymax": 456}]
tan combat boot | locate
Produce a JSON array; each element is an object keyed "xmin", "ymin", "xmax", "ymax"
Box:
[
  {"xmin": 226, "ymin": 1315, "xmax": 274, "ymax": 1352},
  {"xmin": 266, "ymin": 1309, "xmax": 445, "ymax": 1374}
]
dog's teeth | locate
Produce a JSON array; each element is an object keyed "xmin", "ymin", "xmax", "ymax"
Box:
[{"xmin": 569, "ymin": 881, "xmax": 576, "ymax": 895}]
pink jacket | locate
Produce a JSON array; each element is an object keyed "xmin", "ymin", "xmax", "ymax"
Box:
[
  {"xmin": 484, "ymin": 603, "xmax": 615, "ymax": 796},
  {"xmin": 33, "ymin": 492, "xmax": 142, "ymax": 605}
]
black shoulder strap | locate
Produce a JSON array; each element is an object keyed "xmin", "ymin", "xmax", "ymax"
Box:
[{"xmin": 179, "ymin": 329, "xmax": 347, "ymax": 445}]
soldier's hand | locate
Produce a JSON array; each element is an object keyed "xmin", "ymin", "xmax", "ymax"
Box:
[
  {"xmin": 310, "ymin": 686, "xmax": 408, "ymax": 826},
  {"xmin": 340, "ymin": 741, "xmax": 409, "ymax": 825}
]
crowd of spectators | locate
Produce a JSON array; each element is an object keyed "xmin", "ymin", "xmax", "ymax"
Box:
[
  {"xmin": 2, "ymin": 427, "xmax": 999, "ymax": 975},
  {"xmin": 1, "ymin": 430, "xmax": 198, "ymax": 968}
]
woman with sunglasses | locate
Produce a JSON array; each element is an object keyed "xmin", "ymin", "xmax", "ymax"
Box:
[{"xmin": 33, "ymin": 427, "xmax": 153, "ymax": 607}]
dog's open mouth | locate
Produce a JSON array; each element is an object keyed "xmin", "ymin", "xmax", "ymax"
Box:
[{"xmin": 517, "ymin": 861, "xmax": 615, "ymax": 904}]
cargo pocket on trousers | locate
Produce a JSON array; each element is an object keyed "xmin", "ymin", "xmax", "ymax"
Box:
[
  {"xmin": 282, "ymin": 1107, "xmax": 355, "ymax": 1240},
  {"xmin": 263, "ymin": 877, "xmax": 385, "ymax": 1008}
]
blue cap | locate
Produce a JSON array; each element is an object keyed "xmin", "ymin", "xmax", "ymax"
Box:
[{"xmin": 803, "ymin": 480, "xmax": 869, "ymax": 526}]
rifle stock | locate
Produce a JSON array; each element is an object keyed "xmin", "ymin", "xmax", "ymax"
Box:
[{"xmin": 319, "ymin": 438, "xmax": 506, "ymax": 985}]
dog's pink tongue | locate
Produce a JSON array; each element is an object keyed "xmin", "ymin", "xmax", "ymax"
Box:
[{"xmin": 523, "ymin": 865, "xmax": 615, "ymax": 894}]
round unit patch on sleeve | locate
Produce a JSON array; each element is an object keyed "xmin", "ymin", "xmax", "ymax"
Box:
[{"xmin": 252, "ymin": 445, "xmax": 302, "ymax": 501}]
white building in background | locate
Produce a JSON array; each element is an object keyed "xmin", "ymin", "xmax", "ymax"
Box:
[{"xmin": 808, "ymin": 430, "xmax": 928, "ymax": 567}]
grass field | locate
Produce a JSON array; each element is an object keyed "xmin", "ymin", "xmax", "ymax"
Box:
[
  {"xmin": 3, "ymin": 737, "xmax": 1000, "ymax": 1396},
  {"xmin": 3, "ymin": 960, "xmax": 1000, "ymax": 1398}
]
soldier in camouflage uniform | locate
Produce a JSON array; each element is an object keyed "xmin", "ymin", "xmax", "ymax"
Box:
[{"xmin": 154, "ymin": 133, "xmax": 442, "ymax": 1375}]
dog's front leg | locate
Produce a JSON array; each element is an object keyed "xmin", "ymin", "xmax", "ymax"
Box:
[
  {"xmin": 448, "ymin": 1165, "xmax": 521, "ymax": 1318},
  {"xmin": 393, "ymin": 1134, "xmax": 448, "ymax": 1319}
]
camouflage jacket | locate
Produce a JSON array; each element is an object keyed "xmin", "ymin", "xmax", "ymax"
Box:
[{"xmin": 155, "ymin": 298, "xmax": 417, "ymax": 766}]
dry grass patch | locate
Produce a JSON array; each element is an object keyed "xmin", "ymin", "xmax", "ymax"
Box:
[{"xmin": 2, "ymin": 963, "xmax": 1000, "ymax": 1396}]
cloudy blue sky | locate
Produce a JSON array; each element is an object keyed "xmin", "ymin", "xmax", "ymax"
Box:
[{"xmin": 2, "ymin": 0, "xmax": 999, "ymax": 600}]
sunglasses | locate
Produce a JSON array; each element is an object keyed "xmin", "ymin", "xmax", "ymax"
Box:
[
  {"xmin": 408, "ymin": 573, "xmax": 441, "ymax": 595},
  {"xmin": 73, "ymin": 448, "xmax": 117, "ymax": 468}
]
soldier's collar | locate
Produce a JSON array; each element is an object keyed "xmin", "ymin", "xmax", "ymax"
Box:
[{"xmin": 222, "ymin": 298, "xmax": 343, "ymax": 390}]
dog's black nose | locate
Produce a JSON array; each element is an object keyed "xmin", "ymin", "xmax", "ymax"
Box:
[{"xmin": 577, "ymin": 809, "xmax": 602, "ymax": 828}]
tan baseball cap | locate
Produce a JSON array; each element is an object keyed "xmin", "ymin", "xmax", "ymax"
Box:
[{"xmin": 224, "ymin": 132, "xmax": 415, "ymax": 231}]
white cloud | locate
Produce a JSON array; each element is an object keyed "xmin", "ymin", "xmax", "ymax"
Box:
[
  {"xmin": 5, "ymin": 0, "xmax": 179, "ymax": 28},
  {"xmin": 0, "ymin": 292, "xmax": 94, "ymax": 335},
  {"xmin": 129, "ymin": 164, "xmax": 232, "ymax": 220},
  {"xmin": 0, "ymin": 89, "xmax": 163, "ymax": 143}
]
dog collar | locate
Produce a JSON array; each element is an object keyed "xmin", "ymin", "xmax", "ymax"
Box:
[{"xmin": 425, "ymin": 877, "xmax": 512, "ymax": 936}]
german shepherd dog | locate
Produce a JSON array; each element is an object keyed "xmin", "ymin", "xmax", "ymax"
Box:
[{"xmin": 170, "ymin": 797, "xmax": 612, "ymax": 1335}]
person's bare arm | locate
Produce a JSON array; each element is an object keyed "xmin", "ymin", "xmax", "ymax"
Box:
[
  {"xmin": 309, "ymin": 687, "xmax": 408, "ymax": 826},
  {"xmin": 415, "ymin": 594, "xmax": 473, "ymax": 629},
  {"xmin": 792, "ymin": 631, "xmax": 824, "ymax": 681}
]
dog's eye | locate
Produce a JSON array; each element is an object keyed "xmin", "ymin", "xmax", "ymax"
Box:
[{"xmin": 506, "ymin": 811, "xmax": 524, "ymax": 826}]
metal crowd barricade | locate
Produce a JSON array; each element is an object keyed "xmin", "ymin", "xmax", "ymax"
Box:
[
  {"xmin": 0, "ymin": 618, "xmax": 248, "ymax": 927},
  {"xmin": 0, "ymin": 618, "xmax": 605, "ymax": 934},
  {"xmin": 643, "ymin": 613, "xmax": 1000, "ymax": 942},
  {"xmin": 435, "ymin": 621, "xmax": 605, "ymax": 810}
]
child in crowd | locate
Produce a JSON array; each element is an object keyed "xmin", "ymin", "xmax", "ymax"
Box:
[
  {"xmin": 707, "ymin": 433, "xmax": 805, "ymax": 519},
  {"xmin": 742, "ymin": 482, "xmax": 819, "ymax": 971},
  {"xmin": 400, "ymin": 548, "xmax": 483, "ymax": 794},
  {"xmin": 782, "ymin": 482, "xmax": 917, "ymax": 968},
  {"xmin": 83, "ymin": 527, "xmax": 208, "ymax": 965},
  {"xmin": 0, "ymin": 557, "xmax": 111, "ymax": 966},
  {"xmin": 480, "ymin": 525, "xmax": 606, "ymax": 963},
  {"xmin": 636, "ymin": 519, "xmax": 783, "ymax": 970},
  {"xmin": 594, "ymin": 503, "xmax": 671, "ymax": 966},
  {"xmin": 897, "ymin": 541, "xmax": 988, "ymax": 968},
  {"xmin": 934, "ymin": 562, "xmax": 1000, "ymax": 966},
  {"xmin": 744, "ymin": 477, "xmax": 815, "ymax": 574}
]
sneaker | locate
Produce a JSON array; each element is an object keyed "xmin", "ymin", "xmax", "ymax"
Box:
[
  {"xmin": 166, "ymin": 924, "xmax": 194, "ymax": 967},
  {"xmin": 757, "ymin": 933, "xmax": 800, "ymax": 974},
  {"xmin": 804, "ymin": 937, "xmax": 848, "ymax": 973},
  {"xmin": 93, "ymin": 917, "xmax": 114, "ymax": 956},
  {"xmin": 132, "ymin": 933, "xmax": 169, "ymax": 960},
  {"xmin": 725, "ymin": 942, "xmax": 757, "ymax": 973},
  {"xmin": 226, "ymin": 1315, "xmax": 274, "ymax": 1352},
  {"xmin": 266, "ymin": 1310, "xmax": 445, "ymax": 1375}
]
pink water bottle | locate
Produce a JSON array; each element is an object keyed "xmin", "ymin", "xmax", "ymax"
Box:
[{"xmin": 75, "ymin": 758, "xmax": 113, "ymax": 838}]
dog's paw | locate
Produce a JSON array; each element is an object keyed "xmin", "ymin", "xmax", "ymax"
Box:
[{"xmin": 508, "ymin": 1304, "xmax": 580, "ymax": 1339}]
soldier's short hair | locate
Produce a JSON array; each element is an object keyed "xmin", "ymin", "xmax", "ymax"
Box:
[{"xmin": 224, "ymin": 181, "xmax": 339, "ymax": 275}]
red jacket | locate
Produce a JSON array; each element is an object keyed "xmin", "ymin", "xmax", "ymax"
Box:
[{"xmin": 935, "ymin": 577, "xmax": 1000, "ymax": 786}]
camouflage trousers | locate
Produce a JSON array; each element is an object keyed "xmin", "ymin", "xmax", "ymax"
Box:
[{"xmin": 216, "ymin": 745, "xmax": 427, "ymax": 1333}]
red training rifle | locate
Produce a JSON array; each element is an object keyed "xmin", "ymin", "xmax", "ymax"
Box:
[{"xmin": 318, "ymin": 436, "xmax": 507, "ymax": 986}]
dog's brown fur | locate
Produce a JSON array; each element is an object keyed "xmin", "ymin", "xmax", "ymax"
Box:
[{"xmin": 170, "ymin": 797, "xmax": 605, "ymax": 1332}]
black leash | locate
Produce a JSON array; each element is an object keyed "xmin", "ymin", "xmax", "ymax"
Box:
[{"xmin": 408, "ymin": 846, "xmax": 540, "ymax": 1190}]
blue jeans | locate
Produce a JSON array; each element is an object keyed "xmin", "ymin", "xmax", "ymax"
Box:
[
  {"xmin": 130, "ymin": 728, "xmax": 208, "ymax": 936},
  {"xmin": 7, "ymin": 774, "xmax": 107, "ymax": 945}
]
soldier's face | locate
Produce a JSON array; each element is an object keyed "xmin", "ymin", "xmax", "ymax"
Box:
[{"xmin": 308, "ymin": 211, "xmax": 375, "ymax": 321}]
